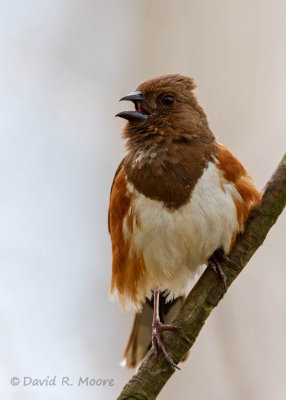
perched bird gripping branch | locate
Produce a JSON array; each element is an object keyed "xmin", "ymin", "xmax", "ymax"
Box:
[{"xmin": 108, "ymin": 74, "xmax": 261, "ymax": 369}]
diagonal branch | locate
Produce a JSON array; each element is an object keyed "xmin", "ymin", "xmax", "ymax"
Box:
[{"xmin": 117, "ymin": 154, "xmax": 286, "ymax": 400}]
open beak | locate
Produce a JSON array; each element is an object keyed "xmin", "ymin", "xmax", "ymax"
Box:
[{"xmin": 116, "ymin": 91, "xmax": 153, "ymax": 122}]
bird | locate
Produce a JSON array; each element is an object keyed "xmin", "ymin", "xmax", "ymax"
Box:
[{"xmin": 108, "ymin": 74, "xmax": 261, "ymax": 369}]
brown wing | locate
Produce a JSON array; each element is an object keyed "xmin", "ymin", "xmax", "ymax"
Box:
[
  {"xmin": 108, "ymin": 159, "xmax": 145, "ymax": 308},
  {"xmin": 216, "ymin": 143, "xmax": 262, "ymax": 232},
  {"xmin": 108, "ymin": 158, "xmax": 125, "ymax": 233}
]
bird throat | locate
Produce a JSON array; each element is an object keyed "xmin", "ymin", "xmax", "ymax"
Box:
[{"xmin": 124, "ymin": 138, "xmax": 218, "ymax": 209}]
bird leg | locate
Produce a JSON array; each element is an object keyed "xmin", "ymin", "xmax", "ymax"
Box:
[
  {"xmin": 208, "ymin": 249, "xmax": 235, "ymax": 291},
  {"xmin": 151, "ymin": 289, "xmax": 180, "ymax": 369}
]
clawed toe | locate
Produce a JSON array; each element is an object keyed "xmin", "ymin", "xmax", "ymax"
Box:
[
  {"xmin": 208, "ymin": 255, "xmax": 228, "ymax": 292},
  {"xmin": 152, "ymin": 320, "xmax": 180, "ymax": 370}
]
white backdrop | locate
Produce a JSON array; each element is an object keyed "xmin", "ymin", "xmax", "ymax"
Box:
[{"xmin": 0, "ymin": 1, "xmax": 285, "ymax": 399}]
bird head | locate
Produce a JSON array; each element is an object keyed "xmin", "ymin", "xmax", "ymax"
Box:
[{"xmin": 116, "ymin": 74, "xmax": 214, "ymax": 147}]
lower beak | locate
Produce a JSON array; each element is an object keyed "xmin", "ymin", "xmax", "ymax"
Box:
[
  {"xmin": 116, "ymin": 91, "xmax": 151, "ymax": 122},
  {"xmin": 116, "ymin": 110, "xmax": 149, "ymax": 122}
]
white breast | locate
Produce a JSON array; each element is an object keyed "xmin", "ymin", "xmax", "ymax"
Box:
[{"xmin": 123, "ymin": 161, "xmax": 240, "ymax": 304}]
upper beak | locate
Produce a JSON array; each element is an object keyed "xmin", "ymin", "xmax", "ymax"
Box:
[{"xmin": 116, "ymin": 91, "xmax": 152, "ymax": 122}]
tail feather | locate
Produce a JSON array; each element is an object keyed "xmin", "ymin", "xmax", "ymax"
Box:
[{"xmin": 122, "ymin": 296, "xmax": 187, "ymax": 368}]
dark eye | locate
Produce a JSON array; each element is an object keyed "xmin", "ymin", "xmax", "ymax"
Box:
[{"xmin": 162, "ymin": 95, "xmax": 175, "ymax": 106}]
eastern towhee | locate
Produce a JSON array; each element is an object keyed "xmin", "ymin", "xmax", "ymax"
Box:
[{"xmin": 108, "ymin": 74, "xmax": 261, "ymax": 369}]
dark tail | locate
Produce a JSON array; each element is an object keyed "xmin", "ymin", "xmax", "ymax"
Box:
[{"xmin": 122, "ymin": 296, "xmax": 187, "ymax": 368}]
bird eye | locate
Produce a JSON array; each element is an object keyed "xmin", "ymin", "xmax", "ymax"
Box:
[{"xmin": 162, "ymin": 95, "xmax": 175, "ymax": 107}]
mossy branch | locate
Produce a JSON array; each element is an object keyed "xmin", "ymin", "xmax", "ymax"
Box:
[{"xmin": 117, "ymin": 154, "xmax": 286, "ymax": 400}]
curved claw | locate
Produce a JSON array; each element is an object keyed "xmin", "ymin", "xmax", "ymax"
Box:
[
  {"xmin": 222, "ymin": 254, "xmax": 236, "ymax": 265},
  {"xmin": 152, "ymin": 321, "xmax": 182, "ymax": 370},
  {"xmin": 209, "ymin": 259, "xmax": 228, "ymax": 292}
]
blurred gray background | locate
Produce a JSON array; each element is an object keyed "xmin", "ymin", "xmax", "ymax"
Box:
[{"xmin": 0, "ymin": 1, "xmax": 285, "ymax": 399}]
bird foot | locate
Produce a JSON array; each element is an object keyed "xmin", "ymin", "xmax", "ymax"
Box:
[
  {"xmin": 152, "ymin": 319, "xmax": 181, "ymax": 370},
  {"xmin": 208, "ymin": 250, "xmax": 230, "ymax": 292}
]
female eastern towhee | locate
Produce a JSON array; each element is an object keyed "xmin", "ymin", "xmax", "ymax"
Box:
[{"xmin": 108, "ymin": 74, "xmax": 261, "ymax": 369}]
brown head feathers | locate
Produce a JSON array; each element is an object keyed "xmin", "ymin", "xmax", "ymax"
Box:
[
  {"xmin": 118, "ymin": 74, "xmax": 217, "ymax": 208},
  {"xmin": 121, "ymin": 74, "xmax": 213, "ymax": 148}
]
